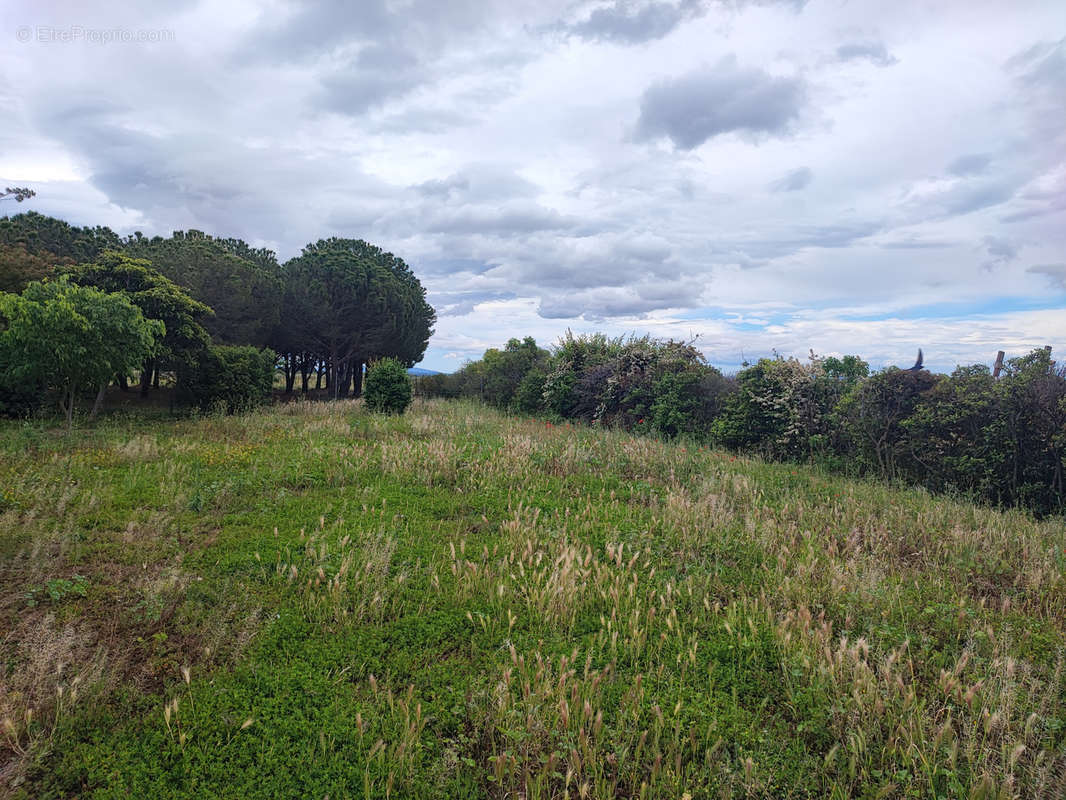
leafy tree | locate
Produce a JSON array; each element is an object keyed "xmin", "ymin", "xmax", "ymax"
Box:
[
  {"xmin": 903, "ymin": 365, "xmax": 1006, "ymax": 500},
  {"xmin": 0, "ymin": 242, "xmax": 71, "ymax": 294},
  {"xmin": 542, "ymin": 332, "xmax": 627, "ymax": 417},
  {"xmin": 833, "ymin": 367, "xmax": 940, "ymax": 478},
  {"xmin": 63, "ymin": 252, "xmax": 213, "ymax": 395},
  {"xmin": 281, "ymin": 239, "xmax": 434, "ymax": 399},
  {"xmin": 176, "ymin": 345, "xmax": 276, "ymax": 413},
  {"xmin": 0, "ymin": 277, "xmax": 163, "ymax": 426},
  {"xmin": 996, "ymin": 349, "xmax": 1066, "ymax": 513},
  {"xmin": 364, "ymin": 358, "xmax": 412, "ymax": 414},
  {"xmin": 124, "ymin": 230, "xmax": 282, "ymax": 347},
  {"xmin": 0, "ymin": 211, "xmax": 123, "ymax": 263},
  {"xmin": 476, "ymin": 337, "xmax": 549, "ymax": 409},
  {"xmin": 594, "ymin": 338, "xmax": 727, "ymax": 436},
  {"xmin": 713, "ymin": 353, "xmax": 868, "ymax": 459}
]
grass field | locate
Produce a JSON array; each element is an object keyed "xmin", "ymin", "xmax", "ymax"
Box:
[{"xmin": 1, "ymin": 399, "xmax": 1064, "ymax": 798}]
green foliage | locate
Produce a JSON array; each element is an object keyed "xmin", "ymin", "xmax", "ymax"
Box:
[
  {"xmin": 712, "ymin": 354, "xmax": 868, "ymax": 460},
  {"xmin": 25, "ymin": 574, "xmax": 89, "ymax": 607},
  {"xmin": 0, "ymin": 211, "xmax": 123, "ymax": 263},
  {"xmin": 364, "ymin": 357, "xmax": 413, "ymax": 415},
  {"xmin": 124, "ymin": 230, "xmax": 282, "ymax": 347},
  {"xmin": 542, "ymin": 331, "xmax": 627, "ymax": 418},
  {"xmin": 279, "ymin": 238, "xmax": 435, "ymax": 398},
  {"xmin": 176, "ymin": 345, "xmax": 276, "ymax": 413},
  {"xmin": 834, "ymin": 367, "xmax": 942, "ymax": 478},
  {"xmin": 63, "ymin": 252, "xmax": 213, "ymax": 394},
  {"xmin": 513, "ymin": 367, "xmax": 547, "ymax": 413},
  {"xmin": 433, "ymin": 334, "xmax": 730, "ymax": 437},
  {"xmin": 903, "ymin": 365, "xmax": 1005, "ymax": 499},
  {"xmin": 1, "ymin": 401, "xmax": 1064, "ymax": 798},
  {"xmin": 0, "ymin": 242, "xmax": 68, "ymax": 294},
  {"xmin": 0, "ymin": 277, "xmax": 163, "ymax": 425}
]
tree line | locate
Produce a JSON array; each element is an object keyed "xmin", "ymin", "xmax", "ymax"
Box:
[
  {"xmin": 420, "ymin": 333, "xmax": 1066, "ymax": 516},
  {"xmin": 0, "ymin": 212, "xmax": 434, "ymax": 421}
]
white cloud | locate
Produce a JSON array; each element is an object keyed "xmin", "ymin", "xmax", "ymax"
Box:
[{"xmin": 0, "ymin": 0, "xmax": 1063, "ymax": 372}]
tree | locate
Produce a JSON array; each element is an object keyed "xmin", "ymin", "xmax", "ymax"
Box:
[
  {"xmin": 0, "ymin": 277, "xmax": 163, "ymax": 426},
  {"xmin": 0, "ymin": 212, "xmax": 123, "ymax": 263},
  {"xmin": 364, "ymin": 358, "xmax": 413, "ymax": 415},
  {"xmin": 63, "ymin": 252, "xmax": 213, "ymax": 395},
  {"xmin": 123, "ymin": 230, "xmax": 281, "ymax": 347},
  {"xmin": 281, "ymin": 239, "xmax": 434, "ymax": 399},
  {"xmin": 833, "ymin": 367, "xmax": 940, "ymax": 478},
  {"xmin": 0, "ymin": 187, "xmax": 35, "ymax": 203},
  {"xmin": 176, "ymin": 345, "xmax": 276, "ymax": 413},
  {"xmin": 0, "ymin": 242, "xmax": 71, "ymax": 294},
  {"xmin": 476, "ymin": 337, "xmax": 550, "ymax": 409}
]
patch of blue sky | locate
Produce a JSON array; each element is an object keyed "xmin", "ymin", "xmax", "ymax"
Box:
[{"xmin": 838, "ymin": 294, "xmax": 1065, "ymax": 322}]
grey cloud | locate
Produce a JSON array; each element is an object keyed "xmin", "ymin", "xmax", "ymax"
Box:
[
  {"xmin": 634, "ymin": 58, "xmax": 806, "ymax": 149},
  {"xmin": 835, "ymin": 40, "xmax": 897, "ymax": 67},
  {"xmin": 903, "ymin": 177, "xmax": 1019, "ymax": 221},
  {"xmin": 423, "ymin": 203, "xmax": 574, "ymax": 235},
  {"xmin": 1027, "ymin": 263, "xmax": 1066, "ymax": 289},
  {"xmin": 939, "ymin": 181, "xmax": 1016, "ymax": 216},
  {"xmin": 730, "ymin": 219, "xmax": 883, "ymax": 259},
  {"xmin": 317, "ymin": 45, "xmax": 428, "ymax": 114},
  {"xmin": 372, "ymin": 108, "xmax": 473, "ymax": 134},
  {"xmin": 566, "ymin": 0, "xmax": 707, "ymax": 44},
  {"xmin": 879, "ymin": 237, "xmax": 954, "ymax": 250},
  {"xmin": 413, "ymin": 165, "xmax": 540, "ymax": 202},
  {"xmin": 239, "ymin": 0, "xmax": 511, "ymax": 63},
  {"xmin": 947, "ymin": 154, "xmax": 991, "ymax": 176},
  {"xmin": 430, "ymin": 289, "xmax": 517, "ymax": 316},
  {"xmin": 537, "ymin": 278, "xmax": 701, "ymax": 319},
  {"xmin": 769, "ymin": 166, "xmax": 812, "ymax": 192},
  {"xmin": 1005, "ymin": 38, "xmax": 1066, "ymax": 144},
  {"xmin": 1006, "ymin": 37, "xmax": 1066, "ymax": 89},
  {"xmin": 30, "ymin": 97, "xmax": 395, "ymax": 247},
  {"xmin": 980, "ymin": 235, "xmax": 1018, "ymax": 271}
]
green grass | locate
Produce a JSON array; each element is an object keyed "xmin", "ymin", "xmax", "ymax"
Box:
[{"xmin": 1, "ymin": 399, "xmax": 1064, "ymax": 798}]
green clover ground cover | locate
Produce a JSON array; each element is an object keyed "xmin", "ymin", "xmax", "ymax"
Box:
[{"xmin": 1, "ymin": 400, "xmax": 1064, "ymax": 798}]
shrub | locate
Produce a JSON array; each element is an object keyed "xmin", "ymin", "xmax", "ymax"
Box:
[
  {"xmin": 177, "ymin": 345, "xmax": 275, "ymax": 413},
  {"xmin": 712, "ymin": 354, "xmax": 868, "ymax": 460},
  {"xmin": 364, "ymin": 358, "xmax": 412, "ymax": 415},
  {"xmin": 833, "ymin": 367, "xmax": 940, "ymax": 479},
  {"xmin": 903, "ymin": 365, "xmax": 1006, "ymax": 500}
]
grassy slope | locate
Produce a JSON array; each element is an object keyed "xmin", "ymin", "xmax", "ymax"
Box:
[{"xmin": 1, "ymin": 399, "xmax": 1064, "ymax": 799}]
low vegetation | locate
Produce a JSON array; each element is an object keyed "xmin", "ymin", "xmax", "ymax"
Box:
[
  {"xmin": 1, "ymin": 399, "xmax": 1064, "ymax": 798},
  {"xmin": 421, "ymin": 335, "xmax": 1066, "ymax": 516}
]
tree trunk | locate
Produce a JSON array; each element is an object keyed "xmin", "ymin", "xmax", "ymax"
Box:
[
  {"xmin": 300, "ymin": 354, "xmax": 312, "ymax": 393},
  {"xmin": 341, "ymin": 362, "xmax": 353, "ymax": 397},
  {"xmin": 285, "ymin": 357, "xmax": 296, "ymax": 393},
  {"xmin": 283, "ymin": 353, "xmax": 296, "ymax": 394},
  {"xmin": 139, "ymin": 359, "xmax": 154, "ymax": 397},
  {"xmin": 64, "ymin": 387, "xmax": 75, "ymax": 429},
  {"xmin": 90, "ymin": 382, "xmax": 107, "ymax": 419},
  {"xmin": 118, "ymin": 374, "xmax": 129, "ymax": 392},
  {"xmin": 153, "ymin": 369, "xmax": 161, "ymax": 389},
  {"xmin": 352, "ymin": 361, "xmax": 364, "ymax": 398}
]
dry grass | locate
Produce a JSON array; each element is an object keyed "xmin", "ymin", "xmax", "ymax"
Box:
[{"xmin": 0, "ymin": 398, "xmax": 1063, "ymax": 798}]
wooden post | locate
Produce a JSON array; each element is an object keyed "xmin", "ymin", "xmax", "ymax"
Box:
[{"xmin": 993, "ymin": 350, "xmax": 1005, "ymax": 378}]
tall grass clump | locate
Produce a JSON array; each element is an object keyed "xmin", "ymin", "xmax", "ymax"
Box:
[{"xmin": 0, "ymin": 398, "xmax": 1063, "ymax": 798}]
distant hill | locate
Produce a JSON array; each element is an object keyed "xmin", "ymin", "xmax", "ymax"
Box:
[{"xmin": 408, "ymin": 367, "xmax": 441, "ymax": 376}]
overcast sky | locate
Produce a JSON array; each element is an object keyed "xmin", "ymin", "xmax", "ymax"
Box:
[{"xmin": 2, "ymin": 0, "xmax": 1064, "ymax": 373}]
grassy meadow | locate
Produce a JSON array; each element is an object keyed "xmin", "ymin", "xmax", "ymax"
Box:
[{"xmin": 1, "ymin": 399, "xmax": 1064, "ymax": 798}]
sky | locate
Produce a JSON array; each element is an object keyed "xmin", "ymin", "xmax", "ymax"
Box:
[{"xmin": 2, "ymin": 0, "xmax": 1064, "ymax": 374}]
